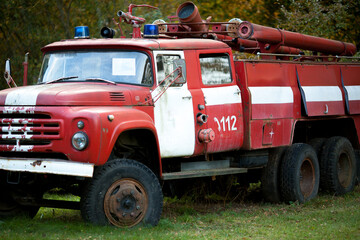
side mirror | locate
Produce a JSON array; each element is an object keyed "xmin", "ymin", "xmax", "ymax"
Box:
[
  {"xmin": 5, "ymin": 59, "xmax": 11, "ymax": 76},
  {"xmin": 173, "ymin": 59, "xmax": 186, "ymax": 84},
  {"xmin": 4, "ymin": 58, "xmax": 17, "ymax": 88}
]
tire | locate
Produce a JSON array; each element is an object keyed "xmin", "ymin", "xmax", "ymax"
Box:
[
  {"xmin": 308, "ymin": 138, "xmax": 326, "ymax": 157},
  {"xmin": 280, "ymin": 143, "xmax": 320, "ymax": 203},
  {"xmin": 320, "ymin": 137, "xmax": 356, "ymax": 195},
  {"xmin": 261, "ymin": 147, "xmax": 287, "ymax": 203},
  {"xmin": 81, "ymin": 159, "xmax": 163, "ymax": 228},
  {"xmin": 0, "ymin": 188, "xmax": 39, "ymax": 219},
  {"xmin": 356, "ymin": 150, "xmax": 360, "ymax": 185}
]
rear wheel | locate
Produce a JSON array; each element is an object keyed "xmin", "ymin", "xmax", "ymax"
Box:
[
  {"xmin": 308, "ymin": 138, "xmax": 326, "ymax": 157},
  {"xmin": 261, "ymin": 147, "xmax": 287, "ymax": 203},
  {"xmin": 81, "ymin": 159, "xmax": 163, "ymax": 228},
  {"xmin": 280, "ymin": 143, "xmax": 319, "ymax": 203},
  {"xmin": 320, "ymin": 137, "xmax": 356, "ymax": 195}
]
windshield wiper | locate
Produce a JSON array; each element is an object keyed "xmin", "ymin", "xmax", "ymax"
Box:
[
  {"xmin": 84, "ymin": 78, "xmax": 116, "ymax": 85},
  {"xmin": 45, "ymin": 76, "xmax": 78, "ymax": 84}
]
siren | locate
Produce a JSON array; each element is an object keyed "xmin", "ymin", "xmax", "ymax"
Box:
[
  {"xmin": 100, "ymin": 27, "xmax": 116, "ymax": 38},
  {"xmin": 143, "ymin": 24, "xmax": 159, "ymax": 38},
  {"xmin": 227, "ymin": 18, "xmax": 242, "ymax": 38},
  {"xmin": 152, "ymin": 19, "xmax": 167, "ymax": 33},
  {"xmin": 74, "ymin": 26, "xmax": 89, "ymax": 39}
]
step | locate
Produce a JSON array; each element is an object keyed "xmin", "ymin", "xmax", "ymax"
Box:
[{"xmin": 161, "ymin": 167, "xmax": 247, "ymax": 180}]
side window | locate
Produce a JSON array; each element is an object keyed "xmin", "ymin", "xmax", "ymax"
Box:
[
  {"xmin": 142, "ymin": 58, "xmax": 153, "ymax": 85},
  {"xmin": 200, "ymin": 54, "xmax": 232, "ymax": 85},
  {"xmin": 156, "ymin": 55, "xmax": 180, "ymax": 85}
]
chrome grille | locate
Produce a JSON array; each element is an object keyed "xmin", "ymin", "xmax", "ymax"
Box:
[{"xmin": 0, "ymin": 113, "xmax": 60, "ymax": 146}]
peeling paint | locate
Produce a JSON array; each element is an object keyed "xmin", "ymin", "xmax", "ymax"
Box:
[
  {"xmin": 0, "ymin": 107, "xmax": 36, "ymax": 152},
  {"xmin": 1, "ymin": 119, "xmax": 34, "ymax": 124},
  {"xmin": 0, "ymin": 158, "xmax": 94, "ymax": 177},
  {"xmin": 11, "ymin": 140, "xmax": 34, "ymax": 152},
  {"xmin": 1, "ymin": 125, "xmax": 34, "ymax": 140},
  {"xmin": 30, "ymin": 160, "xmax": 42, "ymax": 167},
  {"xmin": 3, "ymin": 107, "xmax": 35, "ymax": 114}
]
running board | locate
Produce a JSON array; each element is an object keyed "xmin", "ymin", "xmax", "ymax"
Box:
[{"xmin": 161, "ymin": 167, "xmax": 247, "ymax": 180}]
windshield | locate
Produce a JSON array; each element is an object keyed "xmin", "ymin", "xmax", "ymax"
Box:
[{"xmin": 38, "ymin": 51, "xmax": 153, "ymax": 85}]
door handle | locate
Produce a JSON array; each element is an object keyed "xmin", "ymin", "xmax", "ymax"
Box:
[{"xmin": 182, "ymin": 96, "xmax": 192, "ymax": 100}]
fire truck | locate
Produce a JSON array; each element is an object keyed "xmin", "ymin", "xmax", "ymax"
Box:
[{"xmin": 1, "ymin": 2, "xmax": 359, "ymax": 228}]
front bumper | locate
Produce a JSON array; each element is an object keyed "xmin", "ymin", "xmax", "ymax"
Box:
[{"xmin": 0, "ymin": 157, "xmax": 94, "ymax": 177}]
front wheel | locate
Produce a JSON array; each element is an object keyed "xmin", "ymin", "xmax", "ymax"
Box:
[
  {"xmin": 81, "ymin": 159, "xmax": 163, "ymax": 228},
  {"xmin": 280, "ymin": 143, "xmax": 320, "ymax": 203}
]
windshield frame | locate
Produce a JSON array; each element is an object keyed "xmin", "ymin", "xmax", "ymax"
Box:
[{"xmin": 38, "ymin": 49, "xmax": 154, "ymax": 87}]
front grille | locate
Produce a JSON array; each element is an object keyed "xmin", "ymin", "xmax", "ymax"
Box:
[
  {"xmin": 109, "ymin": 92, "xmax": 125, "ymax": 102},
  {"xmin": 0, "ymin": 113, "xmax": 61, "ymax": 146}
]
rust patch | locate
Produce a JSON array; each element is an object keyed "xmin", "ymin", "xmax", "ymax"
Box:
[{"xmin": 30, "ymin": 160, "xmax": 42, "ymax": 167}]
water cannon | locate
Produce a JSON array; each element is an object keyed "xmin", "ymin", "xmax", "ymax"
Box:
[
  {"xmin": 115, "ymin": 4, "xmax": 158, "ymax": 38},
  {"xmin": 154, "ymin": 1, "xmax": 301, "ymax": 55}
]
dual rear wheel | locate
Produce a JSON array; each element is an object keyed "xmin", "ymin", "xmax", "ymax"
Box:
[
  {"xmin": 320, "ymin": 137, "xmax": 356, "ymax": 195},
  {"xmin": 262, "ymin": 137, "xmax": 357, "ymax": 203}
]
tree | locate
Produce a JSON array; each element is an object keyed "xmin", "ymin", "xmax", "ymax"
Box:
[
  {"xmin": 0, "ymin": 0, "xmax": 358, "ymax": 90},
  {"xmin": 279, "ymin": 0, "xmax": 360, "ymax": 49},
  {"xmin": 196, "ymin": 0, "xmax": 289, "ymax": 27}
]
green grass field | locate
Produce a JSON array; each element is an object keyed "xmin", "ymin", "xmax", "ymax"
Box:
[{"xmin": 1, "ymin": 186, "xmax": 359, "ymax": 240}]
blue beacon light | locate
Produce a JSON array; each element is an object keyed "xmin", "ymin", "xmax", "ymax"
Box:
[
  {"xmin": 143, "ymin": 24, "xmax": 159, "ymax": 38},
  {"xmin": 74, "ymin": 26, "xmax": 90, "ymax": 39}
]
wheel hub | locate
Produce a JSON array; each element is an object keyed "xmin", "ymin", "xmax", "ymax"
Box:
[
  {"xmin": 300, "ymin": 158, "xmax": 315, "ymax": 198},
  {"xmin": 338, "ymin": 153, "xmax": 351, "ymax": 188},
  {"xmin": 104, "ymin": 179, "xmax": 148, "ymax": 227}
]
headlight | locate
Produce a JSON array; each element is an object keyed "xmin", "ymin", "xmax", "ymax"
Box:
[{"xmin": 72, "ymin": 132, "xmax": 88, "ymax": 151}]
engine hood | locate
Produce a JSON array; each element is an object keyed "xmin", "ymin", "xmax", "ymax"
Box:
[{"xmin": 0, "ymin": 83, "xmax": 152, "ymax": 106}]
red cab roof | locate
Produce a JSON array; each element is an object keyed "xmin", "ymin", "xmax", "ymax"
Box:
[{"xmin": 42, "ymin": 38, "xmax": 229, "ymax": 52}]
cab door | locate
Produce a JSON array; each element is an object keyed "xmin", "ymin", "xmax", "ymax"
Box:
[
  {"xmin": 197, "ymin": 51, "xmax": 243, "ymax": 153},
  {"xmin": 152, "ymin": 51, "xmax": 195, "ymax": 158}
]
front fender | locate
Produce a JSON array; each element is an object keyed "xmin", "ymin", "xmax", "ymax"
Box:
[{"xmin": 95, "ymin": 107, "xmax": 160, "ymax": 166}]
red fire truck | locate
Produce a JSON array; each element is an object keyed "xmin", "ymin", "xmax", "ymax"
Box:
[{"xmin": 0, "ymin": 2, "xmax": 359, "ymax": 228}]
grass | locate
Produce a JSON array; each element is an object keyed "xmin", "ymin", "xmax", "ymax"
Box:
[{"xmin": 0, "ymin": 186, "xmax": 359, "ymax": 240}]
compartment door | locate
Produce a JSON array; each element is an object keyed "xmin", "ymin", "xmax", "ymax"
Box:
[{"xmin": 296, "ymin": 65, "xmax": 344, "ymax": 116}]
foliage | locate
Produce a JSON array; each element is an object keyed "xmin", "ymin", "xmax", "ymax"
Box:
[
  {"xmin": 279, "ymin": 0, "xmax": 360, "ymax": 48},
  {"xmin": 0, "ymin": 0, "xmax": 124, "ymax": 88},
  {"xmin": 0, "ymin": 0, "xmax": 182, "ymax": 89},
  {"xmin": 196, "ymin": 0, "xmax": 289, "ymax": 26},
  {"xmin": 0, "ymin": 0, "xmax": 359, "ymax": 90}
]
